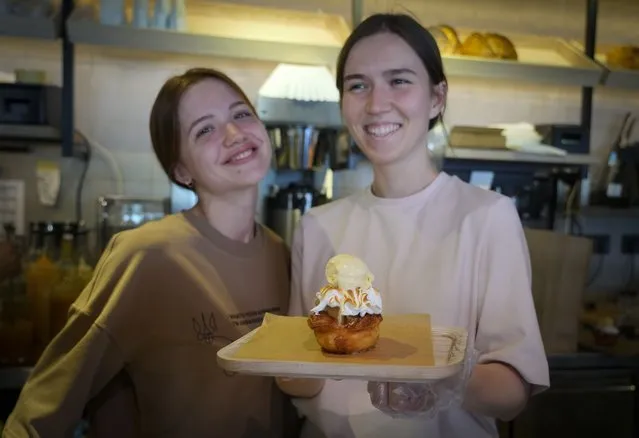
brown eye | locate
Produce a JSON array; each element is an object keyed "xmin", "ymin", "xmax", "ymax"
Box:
[
  {"xmin": 195, "ymin": 126, "xmax": 213, "ymax": 139},
  {"xmin": 234, "ymin": 111, "xmax": 253, "ymax": 119},
  {"xmin": 390, "ymin": 78, "xmax": 411, "ymax": 86},
  {"xmin": 347, "ymin": 82, "xmax": 366, "ymax": 92}
]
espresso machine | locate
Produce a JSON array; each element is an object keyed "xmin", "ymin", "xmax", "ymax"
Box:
[
  {"xmin": 267, "ymin": 125, "xmax": 354, "ymax": 171},
  {"xmin": 96, "ymin": 195, "xmax": 169, "ymax": 252},
  {"xmin": 265, "ymin": 183, "xmax": 327, "ymax": 246}
]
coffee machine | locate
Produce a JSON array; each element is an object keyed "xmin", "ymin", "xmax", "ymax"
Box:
[
  {"xmin": 267, "ymin": 125, "xmax": 354, "ymax": 172},
  {"xmin": 97, "ymin": 195, "xmax": 169, "ymax": 252},
  {"xmin": 265, "ymin": 183, "xmax": 327, "ymax": 246}
]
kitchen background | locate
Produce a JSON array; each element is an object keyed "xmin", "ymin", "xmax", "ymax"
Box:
[
  {"xmin": 1, "ymin": 1, "xmax": 639, "ymax": 437},
  {"xmin": 1, "ymin": 0, "xmax": 638, "ymax": 296}
]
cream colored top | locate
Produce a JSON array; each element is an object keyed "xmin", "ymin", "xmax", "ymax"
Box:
[
  {"xmin": 4, "ymin": 211, "xmax": 295, "ymax": 438},
  {"xmin": 289, "ymin": 172, "xmax": 549, "ymax": 438}
]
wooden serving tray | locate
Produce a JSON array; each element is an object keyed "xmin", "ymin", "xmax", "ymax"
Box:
[{"xmin": 217, "ymin": 313, "xmax": 468, "ymax": 383}]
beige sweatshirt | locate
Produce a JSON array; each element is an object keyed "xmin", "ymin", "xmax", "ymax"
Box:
[{"xmin": 3, "ymin": 210, "xmax": 296, "ymax": 438}]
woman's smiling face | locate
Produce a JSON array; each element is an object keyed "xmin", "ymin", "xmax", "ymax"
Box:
[
  {"xmin": 341, "ymin": 32, "xmax": 445, "ymax": 167},
  {"xmin": 174, "ymin": 78, "xmax": 272, "ymax": 194}
]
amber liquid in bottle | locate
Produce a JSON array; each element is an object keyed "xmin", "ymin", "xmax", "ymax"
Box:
[
  {"xmin": 49, "ymin": 224, "xmax": 78, "ymax": 339},
  {"xmin": 0, "ymin": 224, "xmax": 34, "ymax": 365},
  {"xmin": 25, "ymin": 224, "xmax": 59, "ymax": 351}
]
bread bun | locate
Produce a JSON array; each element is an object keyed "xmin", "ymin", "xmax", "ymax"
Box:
[
  {"xmin": 606, "ymin": 46, "xmax": 639, "ymax": 70},
  {"xmin": 429, "ymin": 24, "xmax": 462, "ymax": 55},
  {"xmin": 459, "ymin": 32, "xmax": 494, "ymax": 58},
  {"xmin": 308, "ymin": 311, "xmax": 382, "ymax": 355},
  {"xmin": 485, "ymin": 33, "xmax": 518, "ymax": 60},
  {"xmin": 460, "ymin": 32, "xmax": 518, "ymax": 60}
]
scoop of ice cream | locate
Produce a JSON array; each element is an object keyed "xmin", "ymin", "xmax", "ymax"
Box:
[
  {"xmin": 324, "ymin": 254, "xmax": 374, "ymax": 291},
  {"xmin": 311, "ymin": 254, "xmax": 382, "ymax": 317}
]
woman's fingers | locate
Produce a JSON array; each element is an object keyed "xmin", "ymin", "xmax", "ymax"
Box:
[{"xmin": 367, "ymin": 381, "xmax": 389, "ymax": 409}]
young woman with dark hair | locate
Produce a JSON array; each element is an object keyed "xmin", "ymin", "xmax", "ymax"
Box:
[{"xmin": 281, "ymin": 13, "xmax": 549, "ymax": 438}]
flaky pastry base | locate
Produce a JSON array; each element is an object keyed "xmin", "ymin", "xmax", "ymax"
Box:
[{"xmin": 308, "ymin": 311, "xmax": 383, "ymax": 355}]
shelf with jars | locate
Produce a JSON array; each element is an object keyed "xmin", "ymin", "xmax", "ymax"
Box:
[
  {"xmin": 66, "ymin": 0, "xmax": 348, "ymax": 66},
  {"xmin": 0, "ymin": 221, "xmax": 95, "ymax": 367}
]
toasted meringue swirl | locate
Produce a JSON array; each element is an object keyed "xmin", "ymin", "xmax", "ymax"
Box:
[{"xmin": 310, "ymin": 285, "xmax": 383, "ymax": 317}]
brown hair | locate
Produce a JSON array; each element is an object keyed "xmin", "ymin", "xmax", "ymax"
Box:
[
  {"xmin": 149, "ymin": 68, "xmax": 257, "ymax": 190},
  {"xmin": 336, "ymin": 13, "xmax": 447, "ymax": 130}
]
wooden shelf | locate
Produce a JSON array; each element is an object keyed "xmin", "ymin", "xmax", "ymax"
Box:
[
  {"xmin": 593, "ymin": 45, "xmax": 639, "ymax": 90},
  {"xmin": 569, "ymin": 41, "xmax": 639, "ymax": 89},
  {"xmin": 445, "ymin": 148, "xmax": 598, "ymax": 166},
  {"xmin": 0, "ymin": 13, "xmax": 61, "ymax": 40},
  {"xmin": 0, "ymin": 124, "xmax": 85, "ymax": 149},
  {"xmin": 65, "ymin": 4, "xmax": 605, "ymax": 88},
  {"xmin": 442, "ymin": 34, "xmax": 604, "ymax": 87},
  {"xmin": 603, "ymin": 68, "xmax": 639, "ymax": 89},
  {"xmin": 66, "ymin": 6, "xmax": 342, "ymax": 66},
  {"xmin": 0, "ymin": 124, "xmax": 62, "ymax": 142}
]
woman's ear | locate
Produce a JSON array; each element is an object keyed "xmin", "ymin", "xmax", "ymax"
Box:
[
  {"xmin": 173, "ymin": 162, "xmax": 192, "ymax": 187},
  {"xmin": 429, "ymin": 81, "xmax": 448, "ymax": 119}
]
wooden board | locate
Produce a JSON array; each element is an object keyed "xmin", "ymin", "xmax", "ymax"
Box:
[
  {"xmin": 217, "ymin": 313, "xmax": 468, "ymax": 383},
  {"xmin": 449, "ymin": 126, "xmax": 508, "ymax": 150}
]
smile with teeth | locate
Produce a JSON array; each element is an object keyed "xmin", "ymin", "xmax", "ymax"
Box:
[
  {"xmin": 365, "ymin": 123, "xmax": 401, "ymax": 138},
  {"xmin": 227, "ymin": 147, "xmax": 256, "ymax": 163}
]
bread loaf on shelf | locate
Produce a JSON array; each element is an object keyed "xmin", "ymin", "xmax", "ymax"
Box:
[
  {"xmin": 460, "ymin": 32, "xmax": 518, "ymax": 60},
  {"xmin": 428, "ymin": 24, "xmax": 518, "ymax": 61},
  {"xmin": 606, "ymin": 46, "xmax": 639, "ymax": 70},
  {"xmin": 428, "ymin": 24, "xmax": 462, "ymax": 55}
]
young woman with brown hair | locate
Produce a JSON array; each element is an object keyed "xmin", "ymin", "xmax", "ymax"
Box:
[{"xmin": 4, "ymin": 68, "xmax": 297, "ymax": 438}]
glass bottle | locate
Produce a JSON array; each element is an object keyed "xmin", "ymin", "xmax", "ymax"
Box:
[
  {"xmin": 26, "ymin": 222, "xmax": 59, "ymax": 351},
  {"xmin": 0, "ymin": 223, "xmax": 33, "ymax": 365},
  {"xmin": 49, "ymin": 223, "xmax": 78, "ymax": 338},
  {"xmin": 25, "ymin": 222, "xmax": 42, "ymax": 264},
  {"xmin": 74, "ymin": 226, "xmax": 94, "ymax": 291}
]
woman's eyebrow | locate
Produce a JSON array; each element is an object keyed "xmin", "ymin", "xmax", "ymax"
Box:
[
  {"xmin": 344, "ymin": 68, "xmax": 417, "ymax": 82},
  {"xmin": 188, "ymin": 114, "xmax": 213, "ymax": 135}
]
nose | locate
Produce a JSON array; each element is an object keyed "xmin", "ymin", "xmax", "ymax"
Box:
[
  {"xmin": 223, "ymin": 121, "xmax": 246, "ymax": 148},
  {"xmin": 365, "ymin": 86, "xmax": 391, "ymax": 115}
]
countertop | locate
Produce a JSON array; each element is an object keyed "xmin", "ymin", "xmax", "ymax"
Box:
[
  {"xmin": 0, "ymin": 367, "xmax": 32, "ymax": 391},
  {"xmin": 547, "ymin": 351, "xmax": 639, "ymax": 370},
  {"xmin": 1, "ymin": 351, "xmax": 638, "ymax": 391}
]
